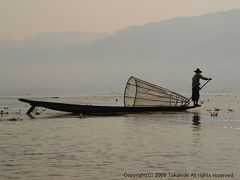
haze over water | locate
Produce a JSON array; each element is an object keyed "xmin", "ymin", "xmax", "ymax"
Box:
[{"xmin": 0, "ymin": 93, "xmax": 239, "ymax": 179}]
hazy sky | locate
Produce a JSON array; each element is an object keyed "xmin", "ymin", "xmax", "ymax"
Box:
[{"xmin": 1, "ymin": 0, "xmax": 240, "ymax": 40}]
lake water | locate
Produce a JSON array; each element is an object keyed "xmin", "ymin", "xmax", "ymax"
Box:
[{"xmin": 0, "ymin": 93, "xmax": 239, "ymax": 180}]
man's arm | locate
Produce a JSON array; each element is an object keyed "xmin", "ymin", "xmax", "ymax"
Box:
[{"xmin": 200, "ymin": 75, "xmax": 211, "ymax": 80}]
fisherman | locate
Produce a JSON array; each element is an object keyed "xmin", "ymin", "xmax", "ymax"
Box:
[{"xmin": 192, "ymin": 68, "xmax": 211, "ymax": 106}]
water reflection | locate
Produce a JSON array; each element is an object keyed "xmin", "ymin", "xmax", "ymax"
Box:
[
  {"xmin": 191, "ymin": 113, "xmax": 202, "ymax": 160},
  {"xmin": 192, "ymin": 113, "xmax": 201, "ymax": 129}
]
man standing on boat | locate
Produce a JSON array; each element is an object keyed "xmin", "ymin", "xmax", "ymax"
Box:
[{"xmin": 192, "ymin": 68, "xmax": 211, "ymax": 106}]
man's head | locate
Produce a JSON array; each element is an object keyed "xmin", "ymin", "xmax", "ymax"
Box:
[{"xmin": 194, "ymin": 68, "xmax": 202, "ymax": 74}]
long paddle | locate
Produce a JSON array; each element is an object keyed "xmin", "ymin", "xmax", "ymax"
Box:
[
  {"xmin": 199, "ymin": 79, "xmax": 211, "ymax": 90},
  {"xmin": 185, "ymin": 79, "xmax": 211, "ymax": 105}
]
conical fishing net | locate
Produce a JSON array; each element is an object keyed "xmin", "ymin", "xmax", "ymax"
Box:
[{"xmin": 124, "ymin": 76, "xmax": 189, "ymax": 107}]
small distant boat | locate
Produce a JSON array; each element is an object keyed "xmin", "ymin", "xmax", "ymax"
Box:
[{"xmin": 19, "ymin": 76, "xmax": 197, "ymax": 115}]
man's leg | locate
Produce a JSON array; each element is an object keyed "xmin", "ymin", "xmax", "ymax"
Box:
[{"xmin": 193, "ymin": 101, "xmax": 197, "ymax": 106}]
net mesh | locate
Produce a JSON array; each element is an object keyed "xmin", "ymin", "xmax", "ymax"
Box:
[{"xmin": 124, "ymin": 76, "xmax": 189, "ymax": 107}]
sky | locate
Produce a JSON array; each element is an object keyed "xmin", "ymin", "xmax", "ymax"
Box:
[{"xmin": 1, "ymin": 0, "xmax": 240, "ymax": 40}]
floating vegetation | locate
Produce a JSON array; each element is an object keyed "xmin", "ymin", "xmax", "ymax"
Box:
[
  {"xmin": 210, "ymin": 112, "xmax": 218, "ymax": 117},
  {"xmin": 0, "ymin": 118, "xmax": 23, "ymax": 121},
  {"xmin": 30, "ymin": 108, "xmax": 42, "ymax": 115},
  {"xmin": 8, "ymin": 118, "xmax": 23, "ymax": 121},
  {"xmin": 34, "ymin": 111, "xmax": 41, "ymax": 115},
  {"xmin": 0, "ymin": 110, "xmax": 9, "ymax": 115},
  {"xmin": 50, "ymin": 96, "xmax": 59, "ymax": 99}
]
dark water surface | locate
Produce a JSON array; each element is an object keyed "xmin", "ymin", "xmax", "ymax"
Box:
[{"xmin": 0, "ymin": 93, "xmax": 239, "ymax": 179}]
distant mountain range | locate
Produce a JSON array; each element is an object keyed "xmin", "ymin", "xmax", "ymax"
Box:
[
  {"xmin": 0, "ymin": 32, "xmax": 108, "ymax": 66},
  {"xmin": 1, "ymin": 9, "xmax": 240, "ymax": 94},
  {"xmin": 76, "ymin": 8, "xmax": 240, "ymax": 63}
]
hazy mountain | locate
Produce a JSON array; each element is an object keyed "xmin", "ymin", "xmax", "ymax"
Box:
[
  {"xmin": 1, "ymin": 9, "xmax": 240, "ymax": 94},
  {"xmin": 0, "ymin": 40, "xmax": 16, "ymax": 54},
  {"xmin": 0, "ymin": 32, "xmax": 108, "ymax": 66},
  {"xmin": 78, "ymin": 9, "xmax": 240, "ymax": 63},
  {"xmin": 21, "ymin": 31, "xmax": 108, "ymax": 47}
]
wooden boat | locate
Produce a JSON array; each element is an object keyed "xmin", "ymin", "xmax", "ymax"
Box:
[
  {"xmin": 19, "ymin": 98, "xmax": 196, "ymax": 115},
  {"xmin": 19, "ymin": 77, "xmax": 200, "ymax": 115}
]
